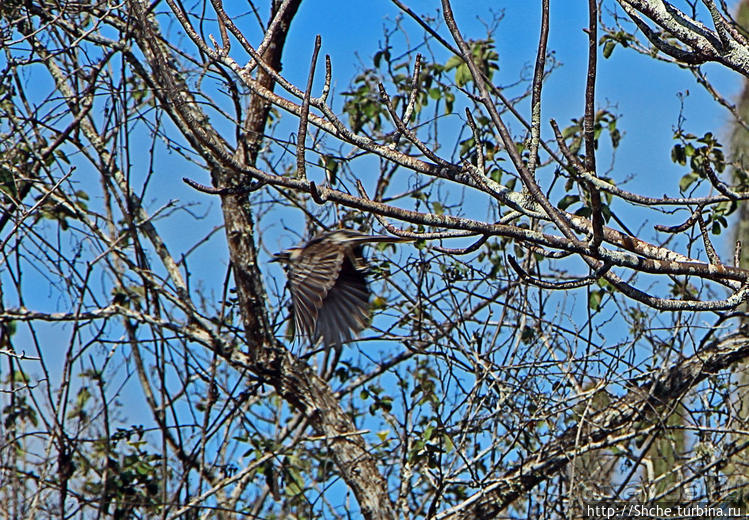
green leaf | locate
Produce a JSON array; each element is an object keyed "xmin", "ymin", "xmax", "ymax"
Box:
[
  {"xmin": 610, "ymin": 128, "xmax": 621, "ymax": 148},
  {"xmin": 444, "ymin": 91, "xmax": 455, "ymax": 114},
  {"xmin": 562, "ymin": 124, "xmax": 581, "ymax": 139},
  {"xmin": 520, "ymin": 326, "xmax": 535, "ymax": 344},
  {"xmin": 603, "ymin": 40, "xmax": 615, "ymax": 58},
  {"xmin": 443, "ymin": 434, "xmax": 454, "ymax": 453},
  {"xmin": 444, "ymin": 55, "xmax": 462, "ymax": 71},
  {"xmin": 574, "ymin": 206, "xmax": 592, "ymax": 217},
  {"xmin": 0, "ymin": 165, "xmax": 17, "ymax": 198},
  {"xmin": 671, "ymin": 144, "xmax": 686, "ymax": 165},
  {"xmin": 3, "ymin": 321, "xmax": 16, "ymax": 337},
  {"xmin": 55, "ymin": 149, "xmax": 70, "ymax": 164},
  {"xmin": 455, "ymin": 64, "xmax": 471, "ymax": 87},
  {"xmin": 374, "ymin": 48, "xmax": 390, "ymax": 68},
  {"xmin": 557, "ymin": 194, "xmax": 580, "ymax": 210},
  {"xmin": 679, "ymin": 172, "xmax": 699, "ymax": 192}
]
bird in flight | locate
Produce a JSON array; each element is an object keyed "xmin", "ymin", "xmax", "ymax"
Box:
[{"xmin": 272, "ymin": 229, "xmax": 410, "ymax": 347}]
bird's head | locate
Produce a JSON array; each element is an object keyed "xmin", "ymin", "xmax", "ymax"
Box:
[{"xmin": 271, "ymin": 247, "xmax": 302, "ymax": 264}]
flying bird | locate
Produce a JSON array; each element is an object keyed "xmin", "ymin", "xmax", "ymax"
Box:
[{"xmin": 272, "ymin": 229, "xmax": 409, "ymax": 347}]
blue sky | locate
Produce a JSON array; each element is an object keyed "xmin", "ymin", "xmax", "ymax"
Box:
[{"xmin": 275, "ymin": 0, "xmax": 742, "ymax": 233}]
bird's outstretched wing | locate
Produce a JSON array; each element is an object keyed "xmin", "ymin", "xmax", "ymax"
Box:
[
  {"xmin": 284, "ymin": 229, "xmax": 409, "ymax": 345},
  {"xmin": 313, "ymin": 255, "xmax": 371, "ymax": 346},
  {"xmin": 288, "ymin": 242, "xmax": 345, "ymax": 340}
]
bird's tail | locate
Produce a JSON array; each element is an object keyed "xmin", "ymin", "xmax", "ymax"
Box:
[
  {"xmin": 325, "ymin": 229, "xmax": 413, "ymax": 246},
  {"xmin": 354, "ymin": 234, "xmax": 413, "ymax": 244}
]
